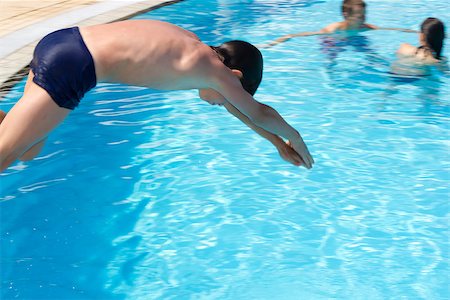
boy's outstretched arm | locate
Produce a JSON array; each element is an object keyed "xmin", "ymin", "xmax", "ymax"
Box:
[
  {"xmin": 210, "ymin": 68, "xmax": 314, "ymax": 169},
  {"xmin": 262, "ymin": 22, "xmax": 344, "ymax": 48},
  {"xmin": 262, "ymin": 30, "xmax": 324, "ymax": 48},
  {"xmin": 223, "ymin": 102, "xmax": 304, "ymax": 166},
  {"xmin": 376, "ymin": 27, "xmax": 419, "ymax": 33}
]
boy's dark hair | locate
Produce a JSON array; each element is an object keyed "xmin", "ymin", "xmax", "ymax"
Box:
[
  {"xmin": 421, "ymin": 17, "xmax": 445, "ymax": 59},
  {"xmin": 211, "ymin": 40, "xmax": 263, "ymax": 96},
  {"xmin": 342, "ymin": 0, "xmax": 366, "ymax": 17}
]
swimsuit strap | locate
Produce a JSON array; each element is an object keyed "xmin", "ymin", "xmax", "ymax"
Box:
[
  {"xmin": 415, "ymin": 45, "xmax": 426, "ymax": 54},
  {"xmin": 416, "ymin": 45, "xmax": 437, "ymax": 59}
]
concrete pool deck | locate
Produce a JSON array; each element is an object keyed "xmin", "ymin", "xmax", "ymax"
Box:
[{"xmin": 0, "ymin": 0, "xmax": 182, "ymax": 95}]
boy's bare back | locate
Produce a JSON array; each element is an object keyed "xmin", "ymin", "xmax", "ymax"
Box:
[{"xmin": 80, "ymin": 20, "xmax": 215, "ymax": 90}]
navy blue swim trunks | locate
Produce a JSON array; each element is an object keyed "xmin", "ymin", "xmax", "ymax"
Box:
[{"xmin": 30, "ymin": 27, "xmax": 97, "ymax": 110}]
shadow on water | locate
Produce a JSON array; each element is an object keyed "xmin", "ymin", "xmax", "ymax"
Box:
[
  {"xmin": 382, "ymin": 73, "xmax": 449, "ymax": 119},
  {"xmin": 320, "ymin": 33, "xmax": 389, "ymax": 69},
  {"xmin": 0, "ymin": 80, "xmax": 171, "ymax": 298},
  {"xmin": 384, "ymin": 55, "xmax": 449, "ymax": 109},
  {"xmin": 317, "ymin": 33, "xmax": 392, "ymax": 93},
  {"xmin": 1, "ymin": 180, "xmax": 152, "ymax": 299},
  {"xmin": 321, "ymin": 34, "xmax": 373, "ymax": 59},
  {"xmin": 1, "ymin": 145, "xmax": 153, "ymax": 298}
]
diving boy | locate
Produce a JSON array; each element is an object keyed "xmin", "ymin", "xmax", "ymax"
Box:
[{"xmin": 0, "ymin": 20, "xmax": 314, "ymax": 171}]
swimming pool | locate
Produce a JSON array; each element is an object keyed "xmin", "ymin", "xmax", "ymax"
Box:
[{"xmin": 1, "ymin": 0, "xmax": 449, "ymax": 298}]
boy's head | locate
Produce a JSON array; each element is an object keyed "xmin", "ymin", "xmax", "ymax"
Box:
[
  {"xmin": 211, "ymin": 40, "xmax": 263, "ymax": 96},
  {"xmin": 421, "ymin": 17, "xmax": 445, "ymax": 59},
  {"xmin": 342, "ymin": 0, "xmax": 367, "ymax": 25}
]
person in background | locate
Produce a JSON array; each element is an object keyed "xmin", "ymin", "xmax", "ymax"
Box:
[
  {"xmin": 265, "ymin": 0, "xmax": 416, "ymax": 48},
  {"xmin": 396, "ymin": 18, "xmax": 446, "ymax": 64},
  {"xmin": 389, "ymin": 17, "xmax": 447, "ymax": 78}
]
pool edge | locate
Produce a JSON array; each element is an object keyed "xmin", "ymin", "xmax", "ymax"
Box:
[{"xmin": 0, "ymin": 0, "xmax": 186, "ymax": 99}]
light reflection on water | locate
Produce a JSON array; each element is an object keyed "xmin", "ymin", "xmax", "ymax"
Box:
[{"xmin": 1, "ymin": 0, "xmax": 449, "ymax": 299}]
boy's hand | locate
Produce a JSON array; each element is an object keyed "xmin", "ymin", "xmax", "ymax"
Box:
[
  {"xmin": 290, "ymin": 137, "xmax": 314, "ymax": 169},
  {"xmin": 276, "ymin": 140, "xmax": 304, "ymax": 166}
]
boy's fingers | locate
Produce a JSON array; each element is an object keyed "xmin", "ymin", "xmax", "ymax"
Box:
[
  {"xmin": 289, "ymin": 154, "xmax": 300, "ymax": 165},
  {"xmin": 303, "ymin": 155, "xmax": 312, "ymax": 169},
  {"xmin": 293, "ymin": 154, "xmax": 303, "ymax": 166},
  {"xmin": 292, "ymin": 151, "xmax": 304, "ymax": 164},
  {"xmin": 309, "ymin": 152, "xmax": 315, "ymax": 165},
  {"xmin": 304, "ymin": 151, "xmax": 314, "ymax": 168},
  {"xmin": 285, "ymin": 150, "xmax": 303, "ymax": 166}
]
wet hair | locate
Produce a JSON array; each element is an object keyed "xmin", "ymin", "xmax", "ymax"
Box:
[
  {"xmin": 210, "ymin": 40, "xmax": 263, "ymax": 96},
  {"xmin": 421, "ymin": 17, "xmax": 445, "ymax": 59},
  {"xmin": 342, "ymin": 0, "xmax": 366, "ymax": 17}
]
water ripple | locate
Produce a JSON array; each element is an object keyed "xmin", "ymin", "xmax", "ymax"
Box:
[
  {"xmin": 1, "ymin": 0, "xmax": 449, "ymax": 299},
  {"xmin": 18, "ymin": 178, "xmax": 67, "ymax": 193}
]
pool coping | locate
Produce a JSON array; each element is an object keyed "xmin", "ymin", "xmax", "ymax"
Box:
[{"xmin": 0, "ymin": 0, "xmax": 185, "ymax": 99}]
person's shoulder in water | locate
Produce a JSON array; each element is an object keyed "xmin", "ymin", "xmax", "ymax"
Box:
[
  {"xmin": 396, "ymin": 17, "xmax": 446, "ymax": 64},
  {"xmin": 320, "ymin": 0, "xmax": 377, "ymax": 34},
  {"xmin": 392, "ymin": 18, "xmax": 447, "ymax": 77}
]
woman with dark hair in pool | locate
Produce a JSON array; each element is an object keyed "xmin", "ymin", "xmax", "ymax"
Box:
[
  {"xmin": 0, "ymin": 20, "xmax": 314, "ymax": 172},
  {"xmin": 391, "ymin": 18, "xmax": 447, "ymax": 78},
  {"xmin": 397, "ymin": 18, "xmax": 446, "ymax": 63}
]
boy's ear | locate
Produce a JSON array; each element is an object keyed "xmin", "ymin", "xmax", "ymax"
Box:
[{"xmin": 231, "ymin": 69, "xmax": 243, "ymax": 79}]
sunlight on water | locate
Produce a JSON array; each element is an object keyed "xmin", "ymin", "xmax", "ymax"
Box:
[{"xmin": 1, "ymin": 0, "xmax": 449, "ymax": 299}]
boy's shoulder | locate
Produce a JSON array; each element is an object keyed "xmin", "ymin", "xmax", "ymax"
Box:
[
  {"xmin": 320, "ymin": 22, "xmax": 344, "ymax": 34},
  {"xmin": 320, "ymin": 22, "xmax": 377, "ymax": 34},
  {"xmin": 363, "ymin": 23, "xmax": 378, "ymax": 30}
]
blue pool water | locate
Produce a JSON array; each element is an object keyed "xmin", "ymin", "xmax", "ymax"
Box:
[{"xmin": 1, "ymin": 0, "xmax": 449, "ymax": 299}]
